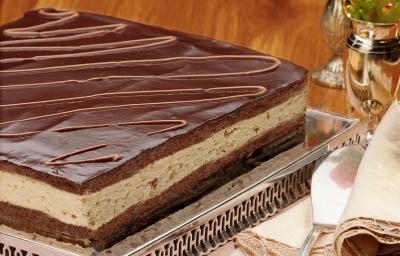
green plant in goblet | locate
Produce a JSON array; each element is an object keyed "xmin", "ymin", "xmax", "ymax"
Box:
[{"xmin": 345, "ymin": 0, "xmax": 400, "ymax": 23}]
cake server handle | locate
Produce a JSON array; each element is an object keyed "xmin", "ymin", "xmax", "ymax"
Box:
[{"xmin": 297, "ymin": 226, "xmax": 322, "ymax": 256}]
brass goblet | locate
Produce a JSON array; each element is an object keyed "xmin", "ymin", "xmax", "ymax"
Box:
[{"xmin": 343, "ymin": 8, "xmax": 400, "ymax": 137}]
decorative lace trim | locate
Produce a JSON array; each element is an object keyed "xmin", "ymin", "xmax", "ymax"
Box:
[
  {"xmin": 334, "ymin": 217, "xmax": 400, "ymax": 256},
  {"xmin": 233, "ymin": 217, "xmax": 400, "ymax": 256},
  {"xmin": 233, "ymin": 230, "xmax": 335, "ymax": 256}
]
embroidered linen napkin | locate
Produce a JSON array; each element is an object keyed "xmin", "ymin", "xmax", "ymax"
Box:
[{"xmin": 334, "ymin": 101, "xmax": 400, "ymax": 255}]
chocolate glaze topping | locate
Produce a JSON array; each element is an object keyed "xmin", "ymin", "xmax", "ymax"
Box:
[{"xmin": 0, "ymin": 9, "xmax": 306, "ymax": 189}]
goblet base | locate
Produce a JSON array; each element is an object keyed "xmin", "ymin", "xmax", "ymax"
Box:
[{"xmin": 311, "ymin": 55, "xmax": 344, "ymax": 89}]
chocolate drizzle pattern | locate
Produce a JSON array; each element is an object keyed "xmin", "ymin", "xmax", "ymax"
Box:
[
  {"xmin": 0, "ymin": 86, "xmax": 267, "ymax": 127},
  {"xmin": 0, "ymin": 119, "xmax": 188, "ymax": 138},
  {"xmin": 0, "ymin": 9, "xmax": 305, "ymax": 184},
  {"xmin": 44, "ymin": 144, "xmax": 122, "ymax": 166}
]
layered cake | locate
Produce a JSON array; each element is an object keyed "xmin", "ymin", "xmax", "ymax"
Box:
[{"xmin": 0, "ymin": 9, "xmax": 308, "ymax": 249}]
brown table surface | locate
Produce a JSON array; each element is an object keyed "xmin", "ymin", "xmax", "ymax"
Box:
[{"xmin": 0, "ymin": 0, "xmax": 355, "ymax": 117}]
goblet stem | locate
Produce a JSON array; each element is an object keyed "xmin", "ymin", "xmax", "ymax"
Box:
[{"xmin": 366, "ymin": 114, "xmax": 374, "ymax": 142}]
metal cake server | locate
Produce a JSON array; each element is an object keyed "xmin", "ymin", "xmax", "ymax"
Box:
[{"xmin": 298, "ymin": 143, "xmax": 365, "ymax": 256}]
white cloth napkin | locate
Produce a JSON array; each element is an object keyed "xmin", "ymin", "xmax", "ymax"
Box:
[
  {"xmin": 334, "ymin": 100, "xmax": 400, "ymax": 255},
  {"xmin": 212, "ymin": 101, "xmax": 400, "ymax": 256}
]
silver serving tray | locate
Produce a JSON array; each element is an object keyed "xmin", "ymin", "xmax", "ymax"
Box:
[{"xmin": 0, "ymin": 109, "xmax": 366, "ymax": 256}]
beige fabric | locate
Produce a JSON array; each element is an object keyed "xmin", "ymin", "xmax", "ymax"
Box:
[
  {"xmin": 234, "ymin": 231, "xmax": 299, "ymax": 256},
  {"xmin": 251, "ymin": 197, "xmax": 314, "ymax": 248},
  {"xmin": 220, "ymin": 197, "xmax": 334, "ymax": 256},
  {"xmin": 234, "ymin": 231, "xmax": 335, "ymax": 256},
  {"xmin": 232, "ymin": 101, "xmax": 400, "ymax": 256},
  {"xmin": 334, "ymin": 101, "xmax": 400, "ymax": 256},
  {"xmin": 335, "ymin": 218, "xmax": 400, "ymax": 255}
]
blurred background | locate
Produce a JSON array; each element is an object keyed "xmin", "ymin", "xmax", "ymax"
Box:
[{"xmin": 0, "ymin": 0, "xmax": 351, "ymax": 115}]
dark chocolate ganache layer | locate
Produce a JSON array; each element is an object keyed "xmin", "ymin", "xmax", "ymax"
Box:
[{"xmin": 0, "ymin": 9, "xmax": 307, "ymax": 188}]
